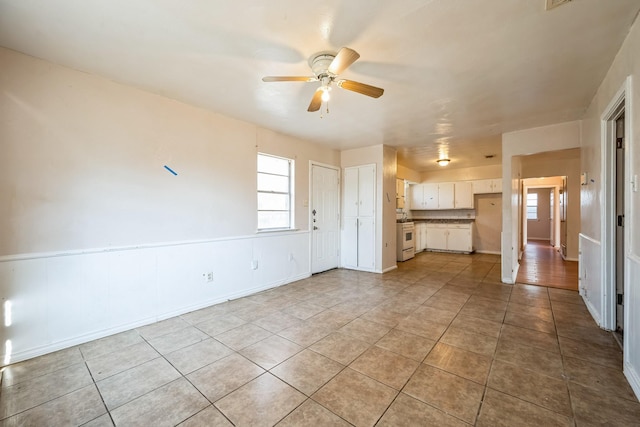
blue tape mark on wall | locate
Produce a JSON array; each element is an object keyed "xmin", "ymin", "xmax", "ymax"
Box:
[{"xmin": 164, "ymin": 165, "xmax": 178, "ymax": 176}]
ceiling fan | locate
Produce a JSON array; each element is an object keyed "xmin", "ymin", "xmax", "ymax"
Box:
[{"xmin": 262, "ymin": 47, "xmax": 384, "ymax": 112}]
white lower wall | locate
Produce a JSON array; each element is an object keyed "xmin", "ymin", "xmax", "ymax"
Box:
[
  {"xmin": 578, "ymin": 234, "xmax": 602, "ymax": 326},
  {"xmin": 0, "ymin": 231, "xmax": 310, "ymax": 365},
  {"xmin": 626, "ymin": 255, "xmax": 640, "ymax": 398}
]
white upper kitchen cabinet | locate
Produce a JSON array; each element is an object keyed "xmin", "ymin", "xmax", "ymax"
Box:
[
  {"xmin": 437, "ymin": 183, "xmax": 455, "ymax": 209},
  {"xmin": 410, "ymin": 184, "xmax": 444, "ymax": 210},
  {"xmin": 409, "ymin": 184, "xmax": 423, "ymax": 210},
  {"xmin": 454, "ymin": 181, "xmax": 474, "ymax": 208},
  {"xmin": 410, "ymin": 181, "xmax": 474, "ymax": 210},
  {"xmin": 424, "ymin": 184, "xmax": 439, "ymax": 209},
  {"xmin": 472, "ymin": 179, "xmax": 502, "ymax": 194},
  {"xmin": 410, "ymin": 183, "xmax": 438, "ymax": 210}
]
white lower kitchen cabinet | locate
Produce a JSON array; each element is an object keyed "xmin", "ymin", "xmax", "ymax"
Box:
[
  {"xmin": 426, "ymin": 224, "xmax": 448, "ymax": 251},
  {"xmin": 426, "ymin": 223, "xmax": 473, "ymax": 253},
  {"xmin": 414, "ymin": 222, "xmax": 428, "ymax": 252},
  {"xmin": 447, "ymin": 224, "xmax": 473, "ymax": 252}
]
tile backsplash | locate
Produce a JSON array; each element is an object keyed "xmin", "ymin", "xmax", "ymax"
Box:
[{"xmin": 409, "ymin": 209, "xmax": 476, "ymax": 220}]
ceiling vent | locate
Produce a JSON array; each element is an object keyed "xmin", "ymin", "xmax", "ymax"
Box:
[{"xmin": 545, "ymin": 0, "xmax": 571, "ymax": 11}]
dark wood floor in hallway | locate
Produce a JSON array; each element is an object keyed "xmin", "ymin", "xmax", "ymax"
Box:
[{"xmin": 516, "ymin": 240, "xmax": 578, "ymax": 291}]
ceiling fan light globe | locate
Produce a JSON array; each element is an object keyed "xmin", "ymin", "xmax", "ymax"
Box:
[{"xmin": 437, "ymin": 158, "xmax": 450, "ymax": 166}]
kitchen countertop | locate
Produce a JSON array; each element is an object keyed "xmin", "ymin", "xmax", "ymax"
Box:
[{"xmin": 410, "ymin": 219, "xmax": 474, "ymax": 224}]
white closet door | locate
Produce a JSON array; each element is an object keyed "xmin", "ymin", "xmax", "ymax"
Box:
[
  {"xmin": 343, "ymin": 167, "xmax": 359, "ymax": 218},
  {"xmin": 357, "ymin": 217, "xmax": 375, "ymax": 269},
  {"xmin": 342, "ymin": 217, "xmax": 358, "ymax": 268},
  {"xmin": 358, "ymin": 164, "xmax": 376, "ymax": 217}
]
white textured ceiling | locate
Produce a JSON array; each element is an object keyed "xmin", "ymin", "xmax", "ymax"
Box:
[{"xmin": 1, "ymin": 0, "xmax": 638, "ymax": 171}]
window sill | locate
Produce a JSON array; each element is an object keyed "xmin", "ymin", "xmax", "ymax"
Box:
[{"xmin": 256, "ymin": 228, "xmax": 300, "ymax": 234}]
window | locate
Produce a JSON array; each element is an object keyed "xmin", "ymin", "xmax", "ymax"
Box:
[
  {"xmin": 257, "ymin": 153, "xmax": 294, "ymax": 230},
  {"xmin": 526, "ymin": 192, "xmax": 538, "ymax": 220}
]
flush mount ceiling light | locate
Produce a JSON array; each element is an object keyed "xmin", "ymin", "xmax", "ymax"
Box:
[{"xmin": 436, "ymin": 158, "xmax": 451, "ymax": 167}]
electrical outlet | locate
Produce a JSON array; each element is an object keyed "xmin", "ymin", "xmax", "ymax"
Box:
[
  {"xmin": 251, "ymin": 260, "xmax": 258, "ymax": 270},
  {"xmin": 288, "ymin": 253, "xmax": 294, "ymax": 261},
  {"xmin": 202, "ymin": 272, "xmax": 213, "ymax": 282}
]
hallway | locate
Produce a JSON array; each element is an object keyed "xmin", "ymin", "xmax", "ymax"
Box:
[{"xmin": 516, "ymin": 241, "xmax": 578, "ymax": 291}]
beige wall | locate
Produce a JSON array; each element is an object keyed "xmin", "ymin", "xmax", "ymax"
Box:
[
  {"xmin": 383, "ymin": 146, "xmax": 398, "ymax": 271},
  {"xmin": 578, "ymin": 8, "xmax": 640, "ymax": 395},
  {"xmin": 421, "ymin": 164, "xmax": 502, "ymax": 183},
  {"xmin": 0, "ymin": 47, "xmax": 339, "ymax": 256},
  {"xmin": 474, "ymin": 194, "xmax": 502, "ymax": 254},
  {"xmin": 397, "ymin": 164, "xmax": 421, "ymax": 183}
]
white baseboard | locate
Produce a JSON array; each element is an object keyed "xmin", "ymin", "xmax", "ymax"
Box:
[
  {"xmin": 583, "ymin": 294, "xmax": 605, "ymax": 329},
  {"xmin": 624, "ymin": 361, "xmax": 640, "ymax": 401},
  {"xmin": 383, "ymin": 265, "xmax": 398, "ymax": 273},
  {"xmin": 528, "ymin": 237, "xmax": 551, "ymax": 241},
  {"xmin": 475, "ymin": 250, "xmax": 501, "ymax": 255}
]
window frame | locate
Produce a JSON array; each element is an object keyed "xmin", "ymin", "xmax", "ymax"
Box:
[{"xmin": 257, "ymin": 153, "xmax": 295, "ymax": 232}]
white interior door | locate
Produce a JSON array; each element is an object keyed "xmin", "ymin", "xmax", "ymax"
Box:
[{"xmin": 311, "ymin": 164, "xmax": 340, "ymax": 274}]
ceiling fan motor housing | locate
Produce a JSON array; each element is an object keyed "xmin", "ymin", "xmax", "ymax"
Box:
[{"xmin": 309, "ymin": 52, "xmax": 336, "ymax": 79}]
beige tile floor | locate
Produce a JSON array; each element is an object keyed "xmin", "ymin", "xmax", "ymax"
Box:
[{"xmin": 1, "ymin": 251, "xmax": 639, "ymax": 426}]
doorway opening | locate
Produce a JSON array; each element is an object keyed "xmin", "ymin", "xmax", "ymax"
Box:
[
  {"xmin": 517, "ymin": 176, "xmax": 577, "ymax": 290},
  {"xmin": 614, "ymin": 112, "xmax": 625, "ymax": 345},
  {"xmin": 521, "ymin": 177, "xmax": 566, "ymax": 252},
  {"xmin": 600, "ymin": 77, "xmax": 630, "ymax": 339}
]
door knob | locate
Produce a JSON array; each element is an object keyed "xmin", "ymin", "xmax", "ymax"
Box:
[{"xmin": 313, "ymin": 226, "xmax": 318, "ymax": 230}]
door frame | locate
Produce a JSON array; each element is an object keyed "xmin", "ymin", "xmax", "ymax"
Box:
[
  {"xmin": 600, "ymin": 76, "xmax": 632, "ymax": 331},
  {"xmin": 522, "ymin": 184, "xmax": 560, "ymax": 247},
  {"xmin": 309, "ymin": 161, "xmax": 341, "ymax": 274}
]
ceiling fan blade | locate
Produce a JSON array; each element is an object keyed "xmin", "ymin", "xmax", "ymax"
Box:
[
  {"xmin": 328, "ymin": 47, "xmax": 360, "ymax": 75},
  {"xmin": 308, "ymin": 88, "xmax": 324, "ymax": 112},
  {"xmin": 337, "ymin": 79, "xmax": 384, "ymax": 98},
  {"xmin": 262, "ymin": 76, "xmax": 317, "ymax": 82}
]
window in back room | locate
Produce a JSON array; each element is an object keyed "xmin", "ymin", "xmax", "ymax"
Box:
[
  {"xmin": 257, "ymin": 153, "xmax": 294, "ymax": 231},
  {"xmin": 526, "ymin": 192, "xmax": 538, "ymax": 220}
]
